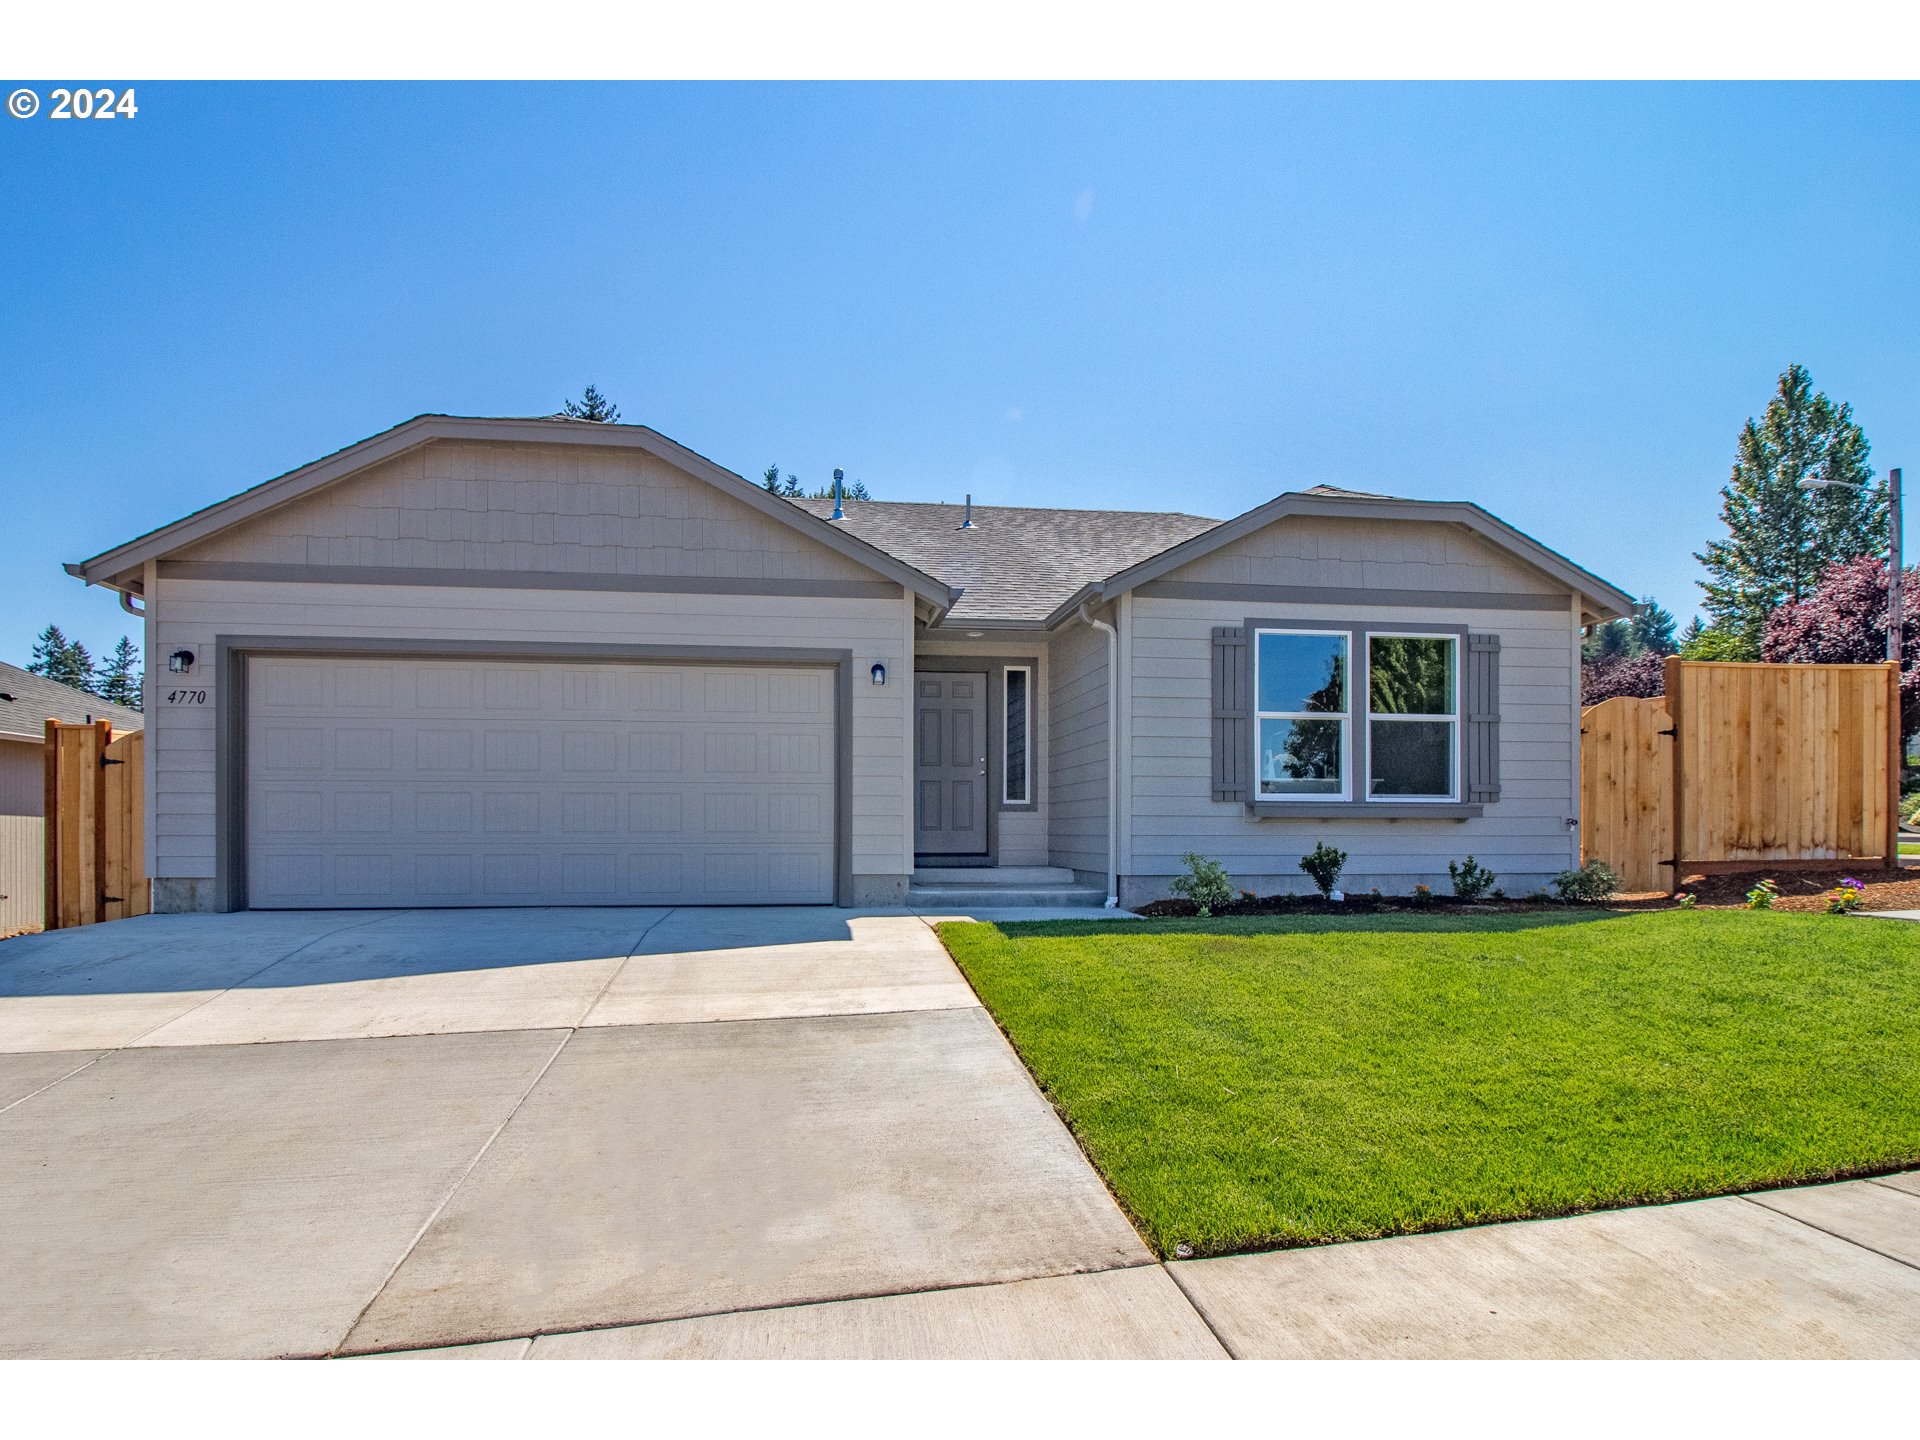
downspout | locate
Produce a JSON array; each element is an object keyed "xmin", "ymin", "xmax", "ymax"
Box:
[
  {"xmin": 1078, "ymin": 599, "xmax": 1121, "ymax": 908},
  {"xmin": 119, "ymin": 590, "xmax": 145, "ymax": 617}
]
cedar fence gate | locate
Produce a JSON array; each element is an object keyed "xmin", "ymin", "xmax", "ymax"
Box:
[
  {"xmin": 1581, "ymin": 659, "xmax": 1901, "ymax": 894},
  {"xmin": 43, "ymin": 718, "xmax": 149, "ymax": 929}
]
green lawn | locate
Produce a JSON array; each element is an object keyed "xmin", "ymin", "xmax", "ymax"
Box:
[{"xmin": 938, "ymin": 911, "xmax": 1920, "ymax": 1257}]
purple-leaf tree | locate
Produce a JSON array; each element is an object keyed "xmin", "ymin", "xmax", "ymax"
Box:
[
  {"xmin": 1581, "ymin": 650, "xmax": 1667, "ymax": 706},
  {"xmin": 1762, "ymin": 556, "xmax": 1920, "ymax": 743}
]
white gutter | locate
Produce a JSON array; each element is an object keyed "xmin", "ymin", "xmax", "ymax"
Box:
[{"xmin": 1078, "ymin": 600, "xmax": 1121, "ymax": 908}]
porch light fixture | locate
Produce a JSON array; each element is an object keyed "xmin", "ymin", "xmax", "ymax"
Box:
[
  {"xmin": 168, "ymin": 648, "xmax": 196, "ymax": 674},
  {"xmin": 870, "ymin": 662, "xmax": 887, "ymax": 686}
]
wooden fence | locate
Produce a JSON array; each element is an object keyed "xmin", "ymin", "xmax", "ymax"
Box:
[
  {"xmin": 43, "ymin": 719, "xmax": 148, "ymax": 929},
  {"xmin": 1582, "ymin": 659, "xmax": 1901, "ymax": 893}
]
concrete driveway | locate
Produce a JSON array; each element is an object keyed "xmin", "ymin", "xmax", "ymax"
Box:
[{"xmin": 0, "ymin": 904, "xmax": 1215, "ymax": 1359}]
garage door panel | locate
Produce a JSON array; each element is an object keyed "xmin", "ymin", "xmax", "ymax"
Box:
[{"xmin": 247, "ymin": 658, "xmax": 836, "ymax": 908}]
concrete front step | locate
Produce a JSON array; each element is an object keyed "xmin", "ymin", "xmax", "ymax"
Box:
[
  {"xmin": 912, "ymin": 866, "xmax": 1078, "ymax": 886},
  {"xmin": 907, "ymin": 884, "xmax": 1110, "ymax": 909}
]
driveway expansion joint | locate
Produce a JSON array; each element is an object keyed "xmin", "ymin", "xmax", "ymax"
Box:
[{"xmin": 1738, "ymin": 1189, "xmax": 1920, "ymax": 1274}]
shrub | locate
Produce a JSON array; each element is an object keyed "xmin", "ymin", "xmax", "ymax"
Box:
[
  {"xmin": 1298, "ymin": 842, "xmax": 1347, "ymax": 898},
  {"xmin": 1169, "ymin": 852, "xmax": 1236, "ymax": 918},
  {"xmin": 1675, "ymin": 891, "xmax": 1697, "ymax": 909},
  {"xmin": 1551, "ymin": 860, "xmax": 1619, "ymax": 904},
  {"xmin": 1410, "ymin": 883, "xmax": 1434, "ymax": 906},
  {"xmin": 1447, "ymin": 856, "xmax": 1497, "ymax": 901},
  {"xmin": 1746, "ymin": 878, "xmax": 1779, "ymax": 910}
]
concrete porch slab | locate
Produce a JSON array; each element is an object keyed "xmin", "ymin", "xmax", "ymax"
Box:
[
  {"xmin": 1873, "ymin": 1171, "xmax": 1920, "ymax": 1199},
  {"xmin": 527, "ymin": 1266, "xmax": 1226, "ymax": 1359},
  {"xmin": 586, "ymin": 914, "xmax": 976, "ymax": 1026},
  {"xmin": 1170, "ymin": 1194, "xmax": 1920, "ymax": 1359},
  {"xmin": 1745, "ymin": 1178, "xmax": 1920, "ymax": 1270},
  {"xmin": 0, "ymin": 1028, "xmax": 566, "ymax": 1359},
  {"xmin": 340, "ymin": 1009, "xmax": 1150, "ymax": 1353}
]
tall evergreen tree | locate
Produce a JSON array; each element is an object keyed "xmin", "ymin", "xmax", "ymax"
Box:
[
  {"xmin": 98, "ymin": 636, "xmax": 143, "ymax": 710},
  {"xmin": 1695, "ymin": 364, "xmax": 1884, "ymax": 659},
  {"xmin": 1630, "ymin": 596, "xmax": 1678, "ymax": 656},
  {"xmin": 560, "ymin": 384, "xmax": 621, "ymax": 423},
  {"xmin": 27, "ymin": 624, "xmax": 96, "ymax": 693},
  {"xmin": 761, "ymin": 463, "xmax": 802, "ymax": 498}
]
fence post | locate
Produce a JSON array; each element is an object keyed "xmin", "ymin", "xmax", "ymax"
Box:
[
  {"xmin": 42, "ymin": 719, "xmax": 59, "ymax": 930},
  {"xmin": 1663, "ymin": 656, "xmax": 1684, "ymax": 892}
]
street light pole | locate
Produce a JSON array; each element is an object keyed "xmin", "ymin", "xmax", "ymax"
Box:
[
  {"xmin": 1799, "ymin": 467, "xmax": 1904, "ymax": 661},
  {"xmin": 1888, "ymin": 467, "xmax": 1904, "ymax": 664}
]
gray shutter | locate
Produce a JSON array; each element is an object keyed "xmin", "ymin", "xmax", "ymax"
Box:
[
  {"xmin": 1466, "ymin": 632, "xmax": 1501, "ymax": 803},
  {"xmin": 1211, "ymin": 625, "xmax": 1251, "ymax": 802}
]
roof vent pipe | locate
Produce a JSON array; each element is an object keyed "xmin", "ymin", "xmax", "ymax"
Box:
[
  {"xmin": 960, "ymin": 494, "xmax": 974, "ymax": 530},
  {"xmin": 831, "ymin": 469, "xmax": 845, "ymax": 521}
]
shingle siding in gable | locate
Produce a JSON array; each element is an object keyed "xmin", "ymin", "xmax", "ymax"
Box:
[
  {"xmin": 176, "ymin": 440, "xmax": 880, "ymax": 584},
  {"xmin": 1170, "ymin": 514, "xmax": 1563, "ymax": 596}
]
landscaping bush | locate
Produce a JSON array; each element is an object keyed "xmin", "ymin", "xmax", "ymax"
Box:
[
  {"xmin": 1746, "ymin": 878, "xmax": 1779, "ymax": 910},
  {"xmin": 1448, "ymin": 855, "xmax": 1497, "ymax": 901},
  {"xmin": 1168, "ymin": 852, "xmax": 1236, "ymax": 918},
  {"xmin": 1551, "ymin": 859, "xmax": 1619, "ymax": 904},
  {"xmin": 1298, "ymin": 841, "xmax": 1347, "ymax": 898}
]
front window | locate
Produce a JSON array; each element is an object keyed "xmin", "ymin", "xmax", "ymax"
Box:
[
  {"xmin": 1367, "ymin": 633, "xmax": 1459, "ymax": 800},
  {"xmin": 1003, "ymin": 665, "xmax": 1031, "ymax": 804},
  {"xmin": 1255, "ymin": 630, "xmax": 1349, "ymax": 798}
]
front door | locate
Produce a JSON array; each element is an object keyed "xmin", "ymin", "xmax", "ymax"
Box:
[{"xmin": 915, "ymin": 671, "xmax": 987, "ymax": 856}]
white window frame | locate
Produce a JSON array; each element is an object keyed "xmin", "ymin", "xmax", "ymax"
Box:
[
  {"xmin": 1002, "ymin": 664, "xmax": 1032, "ymax": 806},
  {"xmin": 1252, "ymin": 627, "xmax": 1352, "ymax": 802},
  {"xmin": 1363, "ymin": 630, "xmax": 1461, "ymax": 803}
]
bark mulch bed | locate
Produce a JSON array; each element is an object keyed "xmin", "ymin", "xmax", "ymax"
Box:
[{"xmin": 1130, "ymin": 865, "xmax": 1920, "ymax": 918}]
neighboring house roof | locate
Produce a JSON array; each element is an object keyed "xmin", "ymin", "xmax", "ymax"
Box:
[
  {"xmin": 0, "ymin": 661, "xmax": 143, "ymax": 742},
  {"xmin": 65, "ymin": 415, "xmax": 956, "ymax": 616},
  {"xmin": 790, "ymin": 498, "xmax": 1220, "ymax": 626}
]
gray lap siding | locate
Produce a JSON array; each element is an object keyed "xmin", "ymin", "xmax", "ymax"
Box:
[{"xmin": 1121, "ymin": 594, "xmax": 1580, "ymax": 902}]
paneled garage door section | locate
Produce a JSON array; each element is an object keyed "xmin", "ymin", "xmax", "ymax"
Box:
[{"xmin": 246, "ymin": 657, "xmax": 836, "ymax": 907}]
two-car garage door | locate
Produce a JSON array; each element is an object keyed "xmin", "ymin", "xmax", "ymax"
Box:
[{"xmin": 246, "ymin": 656, "xmax": 837, "ymax": 908}]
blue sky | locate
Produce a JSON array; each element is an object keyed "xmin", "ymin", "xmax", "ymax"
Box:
[{"xmin": 2, "ymin": 82, "xmax": 1915, "ymax": 665}]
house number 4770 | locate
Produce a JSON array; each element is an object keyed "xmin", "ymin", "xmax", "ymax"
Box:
[{"xmin": 166, "ymin": 688, "xmax": 208, "ymax": 705}]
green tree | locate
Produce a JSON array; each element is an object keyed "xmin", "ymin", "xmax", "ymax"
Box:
[
  {"xmin": 807, "ymin": 477, "xmax": 871, "ymax": 500},
  {"xmin": 1678, "ymin": 617, "xmax": 1749, "ymax": 661},
  {"xmin": 560, "ymin": 384, "xmax": 621, "ymax": 423},
  {"xmin": 761, "ymin": 463, "xmax": 802, "ymax": 498},
  {"xmin": 27, "ymin": 624, "xmax": 95, "ymax": 693},
  {"xmin": 98, "ymin": 636, "xmax": 143, "ymax": 710},
  {"xmin": 1630, "ymin": 596, "xmax": 1678, "ymax": 656},
  {"xmin": 1696, "ymin": 364, "xmax": 1884, "ymax": 659}
]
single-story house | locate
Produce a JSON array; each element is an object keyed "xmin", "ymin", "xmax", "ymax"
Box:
[
  {"xmin": 0, "ymin": 662, "xmax": 145, "ymax": 934},
  {"xmin": 67, "ymin": 414, "xmax": 1631, "ymax": 911}
]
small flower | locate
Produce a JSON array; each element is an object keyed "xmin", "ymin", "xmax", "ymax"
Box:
[{"xmin": 1840, "ymin": 877, "xmax": 1865, "ymax": 891}]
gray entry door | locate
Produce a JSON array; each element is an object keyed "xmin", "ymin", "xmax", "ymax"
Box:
[{"xmin": 915, "ymin": 671, "xmax": 987, "ymax": 856}]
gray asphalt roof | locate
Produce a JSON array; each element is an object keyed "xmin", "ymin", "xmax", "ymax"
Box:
[
  {"xmin": 0, "ymin": 661, "xmax": 145, "ymax": 742},
  {"xmin": 788, "ymin": 497, "xmax": 1222, "ymax": 625}
]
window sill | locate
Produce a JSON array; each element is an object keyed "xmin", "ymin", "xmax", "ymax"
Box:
[{"xmin": 1245, "ymin": 802, "xmax": 1484, "ymax": 820}]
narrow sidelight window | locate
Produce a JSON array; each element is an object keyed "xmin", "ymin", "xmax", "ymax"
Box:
[
  {"xmin": 1003, "ymin": 665, "xmax": 1031, "ymax": 804},
  {"xmin": 1366, "ymin": 633, "xmax": 1459, "ymax": 800},
  {"xmin": 1253, "ymin": 630, "xmax": 1349, "ymax": 798}
]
